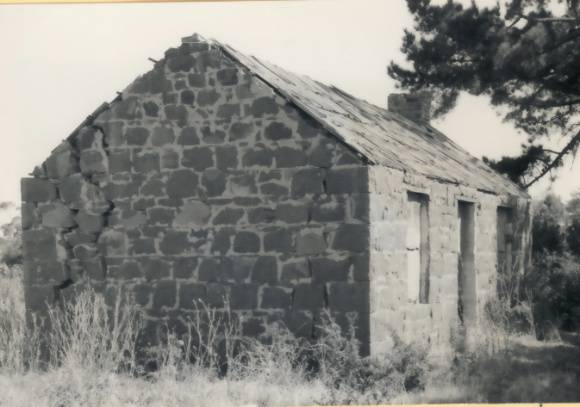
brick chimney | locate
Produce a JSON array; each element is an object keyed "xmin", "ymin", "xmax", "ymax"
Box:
[{"xmin": 388, "ymin": 91, "xmax": 432, "ymax": 124}]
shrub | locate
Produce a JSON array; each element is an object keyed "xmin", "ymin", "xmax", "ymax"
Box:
[{"xmin": 311, "ymin": 310, "xmax": 430, "ymax": 405}]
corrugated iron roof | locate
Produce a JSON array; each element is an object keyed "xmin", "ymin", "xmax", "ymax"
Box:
[{"xmin": 217, "ymin": 42, "xmax": 528, "ymax": 199}]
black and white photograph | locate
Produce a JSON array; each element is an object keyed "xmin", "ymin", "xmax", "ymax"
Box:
[{"xmin": 0, "ymin": 0, "xmax": 579, "ymax": 405}]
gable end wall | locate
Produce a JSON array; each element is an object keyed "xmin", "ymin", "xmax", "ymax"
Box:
[{"xmin": 20, "ymin": 39, "xmax": 372, "ymax": 354}]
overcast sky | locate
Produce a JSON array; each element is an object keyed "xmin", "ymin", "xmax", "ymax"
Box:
[{"xmin": 0, "ymin": 0, "xmax": 578, "ymax": 224}]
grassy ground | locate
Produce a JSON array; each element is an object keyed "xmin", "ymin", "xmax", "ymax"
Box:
[
  {"xmin": 1, "ymin": 269, "xmax": 580, "ymax": 406},
  {"xmin": 397, "ymin": 331, "xmax": 580, "ymax": 404}
]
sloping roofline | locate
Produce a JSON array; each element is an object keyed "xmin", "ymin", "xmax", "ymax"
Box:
[
  {"xmin": 211, "ymin": 39, "xmax": 528, "ymax": 199},
  {"xmin": 51, "ymin": 34, "xmax": 528, "ymax": 200}
]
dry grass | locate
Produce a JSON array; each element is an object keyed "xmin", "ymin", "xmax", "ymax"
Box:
[{"xmin": 0, "ymin": 273, "xmax": 428, "ymax": 407}]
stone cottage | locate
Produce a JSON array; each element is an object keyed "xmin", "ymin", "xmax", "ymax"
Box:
[{"xmin": 21, "ymin": 34, "xmax": 532, "ymax": 358}]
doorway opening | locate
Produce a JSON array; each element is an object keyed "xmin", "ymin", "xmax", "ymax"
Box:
[{"xmin": 458, "ymin": 201, "xmax": 476, "ymax": 327}]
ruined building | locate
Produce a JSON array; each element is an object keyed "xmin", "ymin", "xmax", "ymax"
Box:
[{"xmin": 21, "ymin": 34, "xmax": 532, "ymax": 357}]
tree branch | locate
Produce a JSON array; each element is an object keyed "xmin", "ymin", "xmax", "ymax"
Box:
[
  {"xmin": 524, "ymin": 131, "xmax": 580, "ymax": 188},
  {"xmin": 516, "ymin": 14, "xmax": 580, "ymax": 23},
  {"xmin": 532, "ymin": 98, "xmax": 580, "ymax": 108}
]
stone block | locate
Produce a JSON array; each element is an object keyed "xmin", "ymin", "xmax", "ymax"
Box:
[
  {"xmin": 351, "ymin": 254, "xmax": 370, "ymax": 281},
  {"xmin": 230, "ymin": 173, "xmax": 258, "ymax": 195},
  {"xmin": 166, "ymin": 170, "xmax": 198, "ymax": 199},
  {"xmin": 45, "ymin": 144, "xmax": 77, "ymax": 179},
  {"xmin": 217, "ymin": 103, "xmax": 241, "ymax": 120},
  {"xmin": 112, "ymin": 97, "xmax": 142, "ymax": 119},
  {"xmin": 179, "ymin": 283, "xmax": 207, "ymax": 309},
  {"xmin": 296, "ymin": 232, "xmax": 327, "ymax": 255},
  {"xmin": 40, "ymin": 202, "xmax": 76, "ymax": 229},
  {"xmin": 181, "ymin": 90, "xmax": 195, "ymax": 105},
  {"xmin": 251, "ymin": 97, "xmax": 279, "ymax": 117},
  {"xmin": 97, "ymin": 229, "xmax": 127, "ymax": 257},
  {"xmin": 21, "ymin": 178, "xmax": 57, "ymax": 202},
  {"xmin": 233, "ymin": 231, "xmax": 261, "ymax": 253},
  {"xmin": 24, "ymin": 284, "xmax": 56, "ymax": 314},
  {"xmin": 141, "ymin": 178, "xmax": 165, "ymax": 197},
  {"xmin": 24, "ymin": 259, "xmax": 66, "ymax": 285},
  {"xmin": 283, "ymin": 311, "xmax": 313, "ymax": 338},
  {"xmin": 264, "ymin": 122, "xmax": 292, "ymax": 140},
  {"xmin": 228, "ymin": 122, "xmax": 254, "ymax": 141},
  {"xmin": 58, "ymin": 174, "xmax": 85, "ymax": 207},
  {"xmin": 229, "ymin": 256, "xmax": 256, "ymax": 282},
  {"xmin": 151, "ymin": 127, "xmax": 176, "ymax": 146},
  {"xmin": 173, "ymin": 257, "xmax": 198, "ymax": 279},
  {"xmin": 100, "ymin": 121, "xmax": 126, "ymax": 147},
  {"xmin": 242, "ymin": 317, "xmax": 265, "ymax": 336},
  {"xmin": 134, "ymin": 283, "xmax": 152, "ymax": 307},
  {"xmin": 264, "ymin": 228, "xmax": 293, "ymax": 252},
  {"xmin": 121, "ymin": 211, "xmax": 147, "ymax": 230},
  {"xmin": 251, "ymin": 256, "xmax": 278, "ymax": 283},
  {"xmin": 327, "ymin": 282, "xmax": 370, "ymax": 313},
  {"xmin": 261, "ymin": 287, "xmax": 292, "ymax": 309},
  {"xmin": 126, "ymin": 127, "xmax": 150, "ymax": 145},
  {"xmin": 108, "ymin": 150, "xmax": 131, "ymax": 173},
  {"xmin": 216, "ymin": 146, "xmax": 238, "ymax": 170},
  {"xmin": 77, "ymin": 127, "xmax": 97, "ymax": 150},
  {"xmin": 350, "ymin": 194, "xmax": 370, "ymax": 222},
  {"xmin": 207, "ymin": 284, "xmax": 229, "ymax": 308},
  {"xmin": 182, "ymin": 147, "xmax": 214, "ymax": 171},
  {"xmin": 178, "ymin": 127, "xmax": 200, "ymax": 145},
  {"xmin": 188, "ymin": 73, "xmax": 206, "ymax": 88},
  {"xmin": 159, "ymin": 231, "xmax": 190, "ymax": 255},
  {"xmin": 133, "ymin": 151, "xmax": 160, "ymax": 173},
  {"xmin": 80, "ymin": 150, "xmax": 107, "ymax": 175},
  {"xmin": 165, "ymin": 105, "xmax": 188, "ymax": 125},
  {"xmin": 281, "ymin": 258, "xmax": 310, "ymax": 282},
  {"xmin": 143, "ymin": 101, "xmax": 159, "ymax": 117},
  {"xmin": 310, "ymin": 257, "xmax": 350, "ymax": 283},
  {"xmin": 148, "ymin": 207, "xmax": 175, "ymax": 225},
  {"xmin": 72, "ymin": 243, "xmax": 98, "ymax": 261},
  {"xmin": 242, "ymin": 147, "xmax": 273, "ymax": 167},
  {"xmin": 260, "ymin": 183, "xmax": 288, "ymax": 198},
  {"xmin": 230, "ymin": 284, "xmax": 259, "ymax": 309},
  {"xmin": 22, "ymin": 229, "xmax": 57, "ymax": 262},
  {"xmin": 213, "ymin": 208, "xmax": 244, "ymax": 225},
  {"xmin": 131, "ymin": 238, "xmax": 156, "ymax": 255},
  {"xmin": 197, "ymin": 89, "xmax": 221, "ymax": 106},
  {"xmin": 326, "ymin": 167, "xmax": 369, "ymax": 194},
  {"xmin": 297, "ymin": 116, "xmax": 320, "ymax": 139},
  {"xmin": 307, "ymin": 141, "xmax": 334, "ymax": 168},
  {"xmin": 75, "ymin": 211, "xmax": 104, "ymax": 234},
  {"xmin": 202, "ymin": 169, "xmax": 226, "ymax": 197},
  {"xmin": 153, "ymin": 280, "xmax": 177, "ymax": 309},
  {"xmin": 201, "ymin": 127, "xmax": 226, "ymax": 144},
  {"xmin": 117, "ymin": 261, "xmax": 141, "ymax": 279},
  {"xmin": 311, "ymin": 200, "xmax": 346, "ymax": 222},
  {"xmin": 333, "ymin": 224, "xmax": 369, "ymax": 252},
  {"xmin": 173, "ymin": 201, "xmax": 211, "ymax": 227},
  {"xmin": 161, "ymin": 148, "xmax": 180, "ymax": 169},
  {"xmin": 217, "ymin": 68, "xmax": 239, "ymax": 86},
  {"xmin": 199, "ymin": 257, "xmax": 235, "ymax": 282},
  {"xmin": 247, "ymin": 207, "xmax": 275, "ymax": 224},
  {"xmin": 274, "ymin": 147, "xmax": 307, "ymax": 167},
  {"xmin": 21, "ymin": 203, "xmax": 39, "ymax": 230},
  {"xmin": 137, "ymin": 257, "xmax": 171, "ymax": 281},
  {"xmin": 211, "ymin": 228, "xmax": 232, "ymax": 255},
  {"xmin": 168, "ymin": 53, "xmax": 194, "ymax": 72},
  {"xmin": 275, "ymin": 204, "xmax": 308, "ymax": 224},
  {"xmin": 291, "ymin": 169, "xmax": 323, "ymax": 196},
  {"xmin": 293, "ymin": 284, "xmax": 325, "ymax": 310}
]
